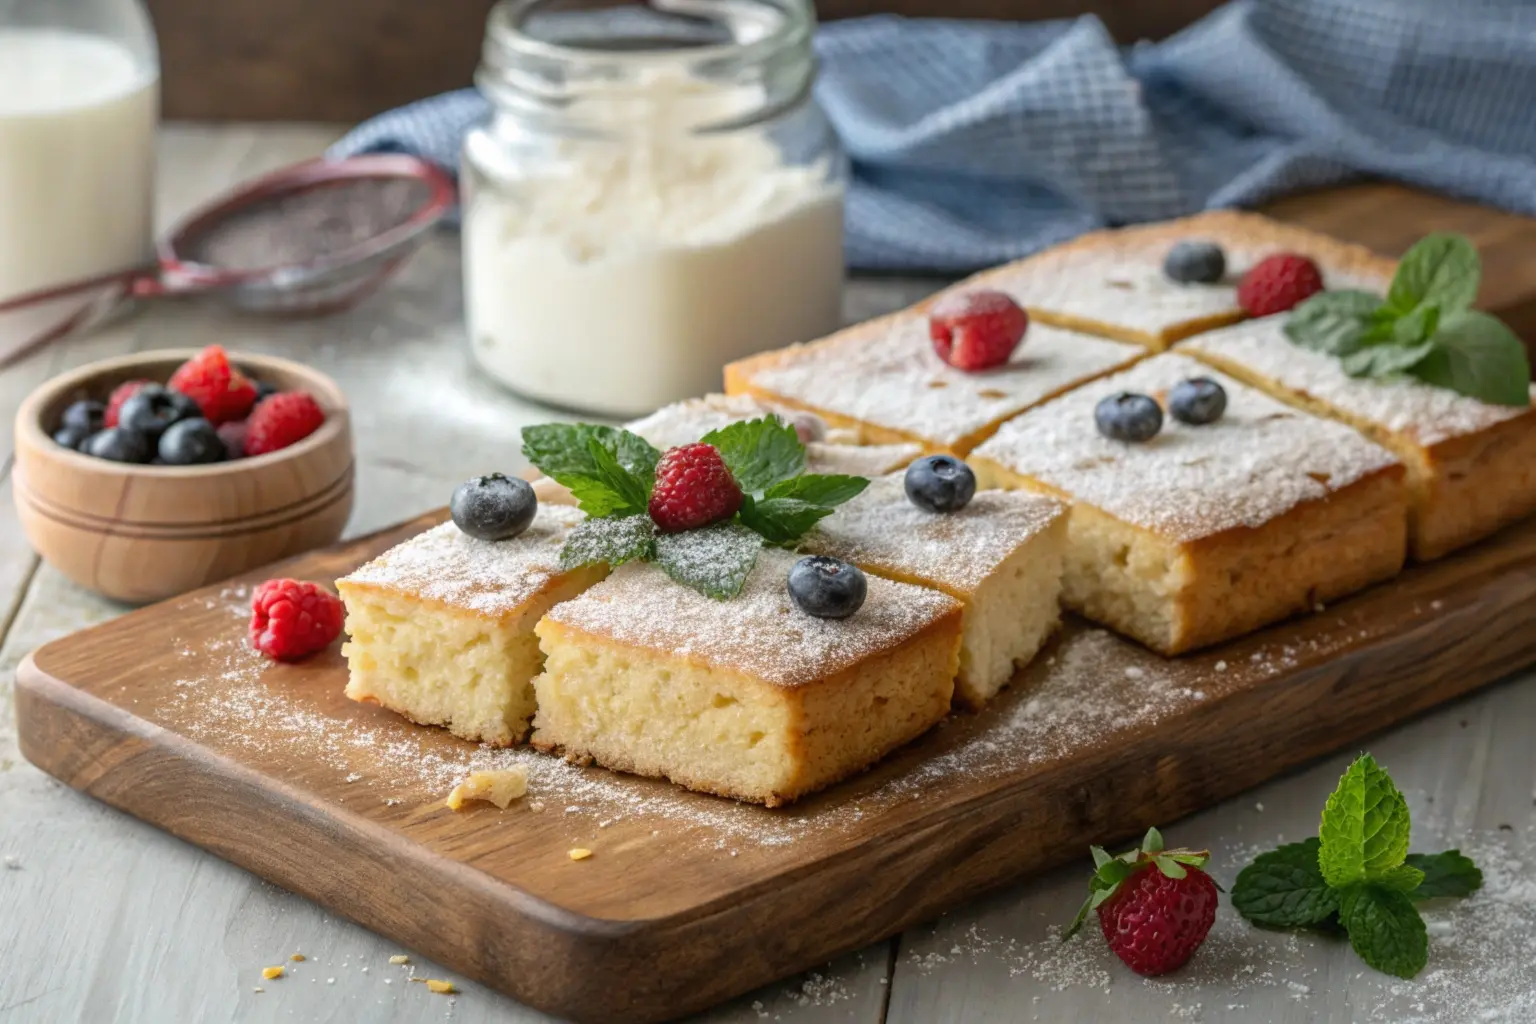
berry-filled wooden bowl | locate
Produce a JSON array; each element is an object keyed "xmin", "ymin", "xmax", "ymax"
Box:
[{"xmin": 13, "ymin": 348, "xmax": 353, "ymax": 604}]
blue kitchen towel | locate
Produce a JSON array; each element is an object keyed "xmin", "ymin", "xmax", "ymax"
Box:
[{"xmin": 330, "ymin": 0, "xmax": 1536, "ymax": 272}]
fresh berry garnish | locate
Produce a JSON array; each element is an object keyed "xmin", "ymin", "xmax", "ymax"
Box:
[
  {"xmin": 167, "ymin": 344, "xmax": 259, "ymax": 424},
  {"xmin": 158, "ymin": 418, "xmax": 227, "ymax": 465},
  {"xmin": 217, "ymin": 420, "xmax": 248, "ymax": 460},
  {"xmin": 60, "ymin": 399, "xmax": 106, "ymax": 434},
  {"xmin": 928, "ymin": 290, "xmax": 1029, "ymax": 371},
  {"xmin": 117, "ymin": 384, "xmax": 198, "ymax": 442},
  {"xmin": 1065, "ymin": 828, "xmax": 1218, "ymax": 977},
  {"xmin": 53, "ymin": 424, "xmax": 91, "ymax": 450},
  {"xmin": 647, "ymin": 443, "xmax": 744, "ymax": 533},
  {"xmin": 451, "ymin": 473, "xmax": 538, "ymax": 541},
  {"xmin": 1095, "ymin": 392, "xmax": 1163, "ymax": 442},
  {"xmin": 1163, "ymin": 241, "xmax": 1226, "ymax": 284},
  {"xmin": 1237, "ymin": 253, "xmax": 1323, "ymax": 316},
  {"xmin": 904, "ymin": 455, "xmax": 977, "ymax": 513},
  {"xmin": 787, "ymin": 555, "xmax": 867, "ymax": 619},
  {"xmin": 82, "ymin": 426, "xmax": 152, "ymax": 464},
  {"xmin": 103, "ymin": 379, "xmax": 152, "ymax": 428},
  {"xmin": 1168, "ymin": 377, "xmax": 1227, "ymax": 425},
  {"xmin": 248, "ymin": 578, "xmax": 344, "ymax": 661},
  {"xmin": 785, "ymin": 411, "xmax": 826, "ymax": 445},
  {"xmin": 244, "ymin": 391, "xmax": 326, "ymax": 457}
]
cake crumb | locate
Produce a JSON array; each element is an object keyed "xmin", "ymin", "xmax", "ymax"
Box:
[
  {"xmin": 569, "ymin": 847, "xmax": 593, "ymax": 861},
  {"xmin": 411, "ymin": 978, "xmax": 457, "ymax": 994},
  {"xmin": 529, "ymin": 801, "xmax": 545, "ymax": 813},
  {"xmin": 290, "ymin": 953, "xmax": 305, "ymax": 962},
  {"xmin": 446, "ymin": 766, "xmax": 529, "ymax": 811},
  {"xmin": 3, "ymin": 855, "xmax": 20, "ymax": 870},
  {"xmin": 252, "ymin": 986, "xmax": 263, "ymax": 993},
  {"xmin": 261, "ymin": 966, "xmax": 284, "ymax": 980},
  {"xmin": 389, "ymin": 955, "xmax": 410, "ymax": 965},
  {"xmin": 1214, "ymin": 661, "xmax": 1228, "ymax": 672}
]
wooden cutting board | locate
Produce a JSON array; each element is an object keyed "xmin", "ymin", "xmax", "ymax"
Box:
[{"xmin": 16, "ymin": 509, "xmax": 1536, "ymax": 1023}]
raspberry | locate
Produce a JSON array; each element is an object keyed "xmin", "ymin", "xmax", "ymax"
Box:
[
  {"xmin": 1237, "ymin": 253, "xmax": 1324, "ymax": 316},
  {"xmin": 249, "ymin": 578, "xmax": 344, "ymax": 661},
  {"xmin": 103, "ymin": 379, "xmax": 152, "ymax": 428},
  {"xmin": 928, "ymin": 289, "xmax": 1029, "ymax": 371},
  {"xmin": 168, "ymin": 344, "xmax": 258, "ymax": 425},
  {"xmin": 647, "ymin": 443, "xmax": 743, "ymax": 533},
  {"xmin": 244, "ymin": 391, "xmax": 326, "ymax": 457}
]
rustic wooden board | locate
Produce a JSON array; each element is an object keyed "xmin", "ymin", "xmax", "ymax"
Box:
[{"xmin": 14, "ymin": 508, "xmax": 1536, "ymax": 1023}]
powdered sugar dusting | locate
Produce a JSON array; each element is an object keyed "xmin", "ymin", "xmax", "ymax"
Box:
[
  {"xmin": 805, "ymin": 474, "xmax": 1064, "ymax": 593},
  {"xmin": 625, "ymin": 393, "xmax": 778, "ymax": 450},
  {"xmin": 1182, "ymin": 315, "xmax": 1536, "ymax": 448},
  {"xmin": 545, "ymin": 548, "xmax": 962, "ymax": 688},
  {"xmin": 804, "ymin": 441, "xmax": 923, "ymax": 477},
  {"xmin": 337, "ymin": 510, "xmax": 584, "ymax": 615},
  {"xmin": 973, "ymin": 353, "xmax": 1402, "ymax": 542}
]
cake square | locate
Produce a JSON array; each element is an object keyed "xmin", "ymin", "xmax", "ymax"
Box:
[
  {"xmin": 1180, "ymin": 316, "xmax": 1536, "ymax": 560},
  {"xmin": 801, "ymin": 474, "xmax": 1066, "ymax": 708},
  {"xmin": 337, "ymin": 509, "xmax": 607, "ymax": 746},
  {"xmin": 530, "ymin": 548, "xmax": 964, "ymax": 806},
  {"xmin": 724, "ymin": 312, "xmax": 1146, "ymax": 455},
  {"xmin": 969, "ymin": 353, "xmax": 1409, "ymax": 654},
  {"xmin": 965, "ymin": 210, "xmax": 1397, "ymax": 350}
]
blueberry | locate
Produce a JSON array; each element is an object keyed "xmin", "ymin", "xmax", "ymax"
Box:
[
  {"xmin": 253, "ymin": 380, "xmax": 279, "ymax": 405},
  {"xmin": 1095, "ymin": 392, "xmax": 1163, "ymax": 442},
  {"xmin": 82, "ymin": 427, "xmax": 153, "ymax": 463},
  {"xmin": 1168, "ymin": 377, "xmax": 1227, "ymax": 426},
  {"xmin": 787, "ymin": 555, "xmax": 867, "ymax": 620},
  {"xmin": 904, "ymin": 455, "xmax": 977, "ymax": 514},
  {"xmin": 158, "ymin": 418, "xmax": 227, "ymax": 465},
  {"xmin": 60, "ymin": 399, "xmax": 105, "ymax": 434},
  {"xmin": 451, "ymin": 473, "xmax": 537, "ymax": 541},
  {"xmin": 118, "ymin": 384, "xmax": 198, "ymax": 441},
  {"xmin": 1164, "ymin": 241, "xmax": 1226, "ymax": 285},
  {"xmin": 53, "ymin": 424, "xmax": 92, "ymax": 450}
]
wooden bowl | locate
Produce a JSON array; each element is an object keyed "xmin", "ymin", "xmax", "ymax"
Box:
[{"xmin": 13, "ymin": 349, "xmax": 353, "ymax": 604}]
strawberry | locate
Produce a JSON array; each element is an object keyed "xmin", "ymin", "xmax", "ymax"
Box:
[
  {"xmin": 168, "ymin": 344, "xmax": 258, "ymax": 425},
  {"xmin": 1064, "ymin": 828, "xmax": 1219, "ymax": 977},
  {"xmin": 647, "ymin": 443, "xmax": 743, "ymax": 533},
  {"xmin": 928, "ymin": 289, "xmax": 1029, "ymax": 371},
  {"xmin": 244, "ymin": 391, "xmax": 326, "ymax": 457},
  {"xmin": 1237, "ymin": 253, "xmax": 1324, "ymax": 316},
  {"xmin": 103, "ymin": 379, "xmax": 152, "ymax": 428}
]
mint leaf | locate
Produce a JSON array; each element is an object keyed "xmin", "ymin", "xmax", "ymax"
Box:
[
  {"xmin": 1388, "ymin": 233, "xmax": 1480, "ymax": 316},
  {"xmin": 1339, "ymin": 339, "xmax": 1437, "ymax": 378},
  {"xmin": 1377, "ymin": 863, "xmax": 1427, "ymax": 893},
  {"xmin": 558, "ymin": 515, "xmax": 655, "ymax": 571},
  {"xmin": 701, "ymin": 416, "xmax": 805, "ymax": 493},
  {"xmin": 763, "ymin": 473, "xmax": 869, "ymax": 507},
  {"xmin": 585, "ymin": 439, "xmax": 650, "ymax": 515},
  {"xmin": 1339, "ymin": 884, "xmax": 1429, "ymax": 979},
  {"xmin": 1392, "ymin": 303, "xmax": 1440, "ymax": 347},
  {"xmin": 1406, "ymin": 851, "xmax": 1483, "ymax": 899},
  {"xmin": 1285, "ymin": 290, "xmax": 1385, "ymax": 356},
  {"xmin": 1232, "ymin": 838, "xmax": 1340, "ymax": 928},
  {"xmin": 521, "ymin": 423, "xmax": 660, "ymax": 485},
  {"xmin": 1319, "ymin": 754, "xmax": 1411, "ymax": 889},
  {"xmin": 654, "ymin": 521, "xmax": 761, "ymax": 599},
  {"xmin": 1410, "ymin": 310, "xmax": 1533, "ymax": 407},
  {"xmin": 739, "ymin": 495, "xmax": 838, "ymax": 544}
]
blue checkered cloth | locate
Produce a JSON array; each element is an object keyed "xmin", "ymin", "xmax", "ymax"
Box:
[{"xmin": 331, "ymin": 0, "xmax": 1536, "ymax": 272}]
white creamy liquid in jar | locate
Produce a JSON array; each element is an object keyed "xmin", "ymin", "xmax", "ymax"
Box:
[
  {"xmin": 0, "ymin": 29, "xmax": 159, "ymax": 303},
  {"xmin": 463, "ymin": 70, "xmax": 845, "ymax": 418}
]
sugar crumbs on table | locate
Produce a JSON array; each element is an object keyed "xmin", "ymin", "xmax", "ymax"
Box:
[{"xmin": 569, "ymin": 848, "xmax": 593, "ymax": 861}]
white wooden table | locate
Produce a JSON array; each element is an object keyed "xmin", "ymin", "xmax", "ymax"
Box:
[{"xmin": 2, "ymin": 125, "xmax": 1533, "ymax": 1024}]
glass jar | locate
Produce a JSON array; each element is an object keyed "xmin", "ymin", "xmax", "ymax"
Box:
[
  {"xmin": 462, "ymin": 0, "xmax": 846, "ymax": 418},
  {"xmin": 0, "ymin": 0, "xmax": 159, "ymax": 304}
]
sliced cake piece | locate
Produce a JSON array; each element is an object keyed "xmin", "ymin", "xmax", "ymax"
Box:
[
  {"xmin": 724, "ymin": 313, "xmax": 1145, "ymax": 455},
  {"xmin": 801, "ymin": 474, "xmax": 1066, "ymax": 708},
  {"xmin": 530, "ymin": 548, "xmax": 963, "ymax": 806},
  {"xmin": 969, "ymin": 353, "xmax": 1408, "ymax": 655},
  {"xmin": 1180, "ymin": 316, "xmax": 1536, "ymax": 560},
  {"xmin": 337, "ymin": 509, "xmax": 606, "ymax": 746},
  {"xmin": 965, "ymin": 210, "xmax": 1396, "ymax": 350}
]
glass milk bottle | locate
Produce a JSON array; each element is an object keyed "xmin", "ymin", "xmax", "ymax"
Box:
[{"xmin": 0, "ymin": 0, "xmax": 160, "ymax": 304}]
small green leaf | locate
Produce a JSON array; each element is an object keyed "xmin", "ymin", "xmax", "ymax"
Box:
[
  {"xmin": 1064, "ymin": 894, "xmax": 1095, "ymax": 939},
  {"xmin": 1388, "ymin": 233, "xmax": 1481, "ymax": 316},
  {"xmin": 1392, "ymin": 303, "xmax": 1440, "ymax": 347},
  {"xmin": 1410, "ymin": 310, "xmax": 1533, "ymax": 407},
  {"xmin": 701, "ymin": 416, "xmax": 806, "ymax": 493},
  {"xmin": 654, "ymin": 522, "xmax": 762, "ymax": 599},
  {"xmin": 763, "ymin": 473, "xmax": 870, "ymax": 507},
  {"xmin": 1141, "ymin": 827, "xmax": 1165, "ymax": 855},
  {"xmin": 585, "ymin": 439, "xmax": 650, "ymax": 516},
  {"xmin": 521, "ymin": 423, "xmax": 660, "ymax": 487},
  {"xmin": 1319, "ymin": 754, "xmax": 1411, "ymax": 889},
  {"xmin": 558, "ymin": 515, "xmax": 655, "ymax": 571},
  {"xmin": 738, "ymin": 496, "xmax": 836, "ymax": 544},
  {"xmin": 1377, "ymin": 863, "xmax": 1427, "ymax": 893},
  {"xmin": 1339, "ymin": 339, "xmax": 1437, "ymax": 378},
  {"xmin": 1406, "ymin": 850, "xmax": 1483, "ymax": 899},
  {"xmin": 1090, "ymin": 846, "xmax": 1114, "ymax": 869},
  {"xmin": 1284, "ymin": 290, "xmax": 1385, "ymax": 355},
  {"xmin": 1231, "ymin": 838, "xmax": 1341, "ymax": 929},
  {"xmin": 1153, "ymin": 855, "xmax": 1187, "ymax": 879},
  {"xmin": 1339, "ymin": 884, "xmax": 1429, "ymax": 979}
]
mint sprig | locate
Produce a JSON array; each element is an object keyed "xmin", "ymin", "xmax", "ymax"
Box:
[
  {"xmin": 1284, "ymin": 232, "xmax": 1531, "ymax": 406},
  {"xmin": 1231, "ymin": 753, "xmax": 1482, "ymax": 979},
  {"xmin": 523, "ymin": 416, "xmax": 867, "ymax": 599}
]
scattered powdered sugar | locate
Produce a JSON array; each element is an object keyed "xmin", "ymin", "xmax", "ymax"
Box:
[
  {"xmin": 972, "ymin": 353, "xmax": 1401, "ymax": 542},
  {"xmin": 337, "ymin": 512, "xmax": 583, "ymax": 615},
  {"xmin": 1182, "ymin": 315, "xmax": 1536, "ymax": 448},
  {"xmin": 804, "ymin": 474, "xmax": 1064, "ymax": 594},
  {"xmin": 545, "ymin": 548, "xmax": 962, "ymax": 688}
]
